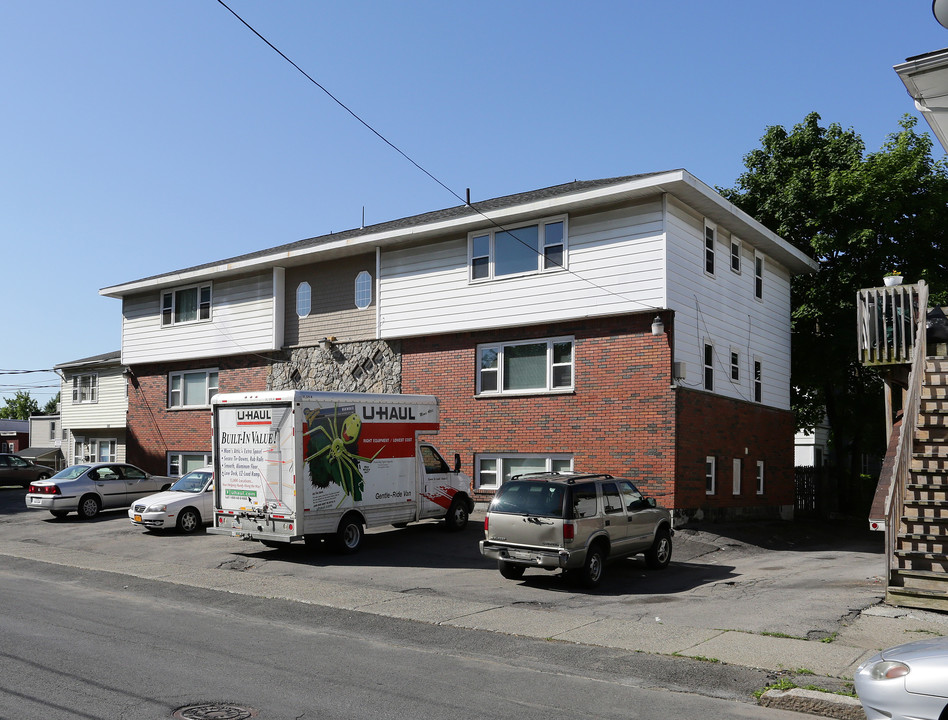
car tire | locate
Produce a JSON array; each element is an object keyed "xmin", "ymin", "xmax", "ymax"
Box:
[
  {"xmin": 49, "ymin": 510, "xmax": 69, "ymax": 519},
  {"xmin": 443, "ymin": 497, "xmax": 469, "ymax": 532},
  {"xmin": 498, "ymin": 561, "xmax": 526, "ymax": 580},
  {"xmin": 577, "ymin": 543, "xmax": 606, "ymax": 589},
  {"xmin": 334, "ymin": 514, "xmax": 363, "ymax": 554},
  {"xmin": 77, "ymin": 494, "xmax": 101, "ymax": 520},
  {"xmin": 177, "ymin": 507, "xmax": 201, "ymax": 534},
  {"xmin": 645, "ymin": 527, "xmax": 672, "ymax": 570}
]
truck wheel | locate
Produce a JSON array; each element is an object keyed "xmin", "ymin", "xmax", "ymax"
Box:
[
  {"xmin": 577, "ymin": 543, "xmax": 606, "ymax": 589},
  {"xmin": 645, "ymin": 527, "xmax": 672, "ymax": 569},
  {"xmin": 444, "ymin": 497, "xmax": 469, "ymax": 532},
  {"xmin": 498, "ymin": 561, "xmax": 525, "ymax": 580},
  {"xmin": 334, "ymin": 514, "xmax": 364, "ymax": 554},
  {"xmin": 77, "ymin": 494, "xmax": 101, "ymax": 520}
]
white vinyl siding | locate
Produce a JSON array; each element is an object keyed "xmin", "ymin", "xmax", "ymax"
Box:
[
  {"xmin": 379, "ymin": 201, "xmax": 666, "ymax": 337},
  {"xmin": 665, "ymin": 198, "xmax": 792, "ymax": 410},
  {"xmin": 60, "ymin": 366, "xmax": 127, "ymax": 430},
  {"xmin": 121, "ymin": 269, "xmax": 283, "ymax": 364}
]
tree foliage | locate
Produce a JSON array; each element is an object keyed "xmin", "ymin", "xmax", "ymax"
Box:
[
  {"xmin": 719, "ymin": 113, "xmax": 948, "ymax": 471},
  {"xmin": 41, "ymin": 393, "xmax": 60, "ymax": 416},
  {"xmin": 0, "ymin": 391, "xmax": 41, "ymax": 420}
]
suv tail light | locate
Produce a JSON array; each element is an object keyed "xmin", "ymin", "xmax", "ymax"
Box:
[
  {"xmin": 563, "ymin": 521, "xmax": 575, "ymax": 541},
  {"xmin": 484, "ymin": 516, "xmax": 489, "ymax": 532}
]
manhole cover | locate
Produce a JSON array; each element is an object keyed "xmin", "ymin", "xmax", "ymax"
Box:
[{"xmin": 172, "ymin": 703, "xmax": 258, "ymax": 719}]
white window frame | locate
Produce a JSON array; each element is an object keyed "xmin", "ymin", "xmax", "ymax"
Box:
[
  {"xmin": 468, "ymin": 215, "xmax": 568, "ymax": 282},
  {"xmin": 476, "ymin": 336, "xmax": 574, "ymax": 396},
  {"xmin": 754, "ymin": 251, "xmax": 764, "ymax": 301},
  {"xmin": 705, "ymin": 456, "xmax": 716, "ymax": 495},
  {"xmin": 168, "ymin": 452, "xmax": 213, "ymax": 477},
  {"xmin": 72, "ymin": 373, "xmax": 98, "ymax": 404},
  {"xmin": 296, "ymin": 282, "xmax": 311, "ymax": 318},
  {"xmin": 732, "ymin": 458, "xmax": 742, "ymax": 495},
  {"xmin": 354, "ymin": 270, "xmax": 372, "ymax": 310},
  {"xmin": 756, "ymin": 460, "xmax": 765, "ymax": 495},
  {"xmin": 475, "ymin": 453, "xmax": 573, "ymax": 491},
  {"xmin": 168, "ymin": 369, "xmax": 219, "ymax": 409},
  {"xmin": 754, "ymin": 358, "xmax": 763, "ymax": 403},
  {"xmin": 161, "ymin": 283, "xmax": 212, "ymax": 327},
  {"xmin": 704, "ymin": 219, "xmax": 716, "ymax": 277},
  {"xmin": 703, "ymin": 342, "xmax": 714, "ymax": 392},
  {"xmin": 730, "ymin": 236, "xmax": 742, "ymax": 273},
  {"xmin": 730, "ymin": 348, "xmax": 740, "ymax": 383},
  {"xmin": 95, "ymin": 439, "xmax": 117, "ymax": 463}
]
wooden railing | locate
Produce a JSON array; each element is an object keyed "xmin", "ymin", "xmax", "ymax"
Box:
[
  {"xmin": 880, "ymin": 281, "xmax": 929, "ymax": 582},
  {"xmin": 857, "ymin": 282, "xmax": 926, "ymax": 366}
]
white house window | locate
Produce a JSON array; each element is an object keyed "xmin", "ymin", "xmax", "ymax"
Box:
[
  {"xmin": 730, "ymin": 350, "xmax": 740, "ymax": 382},
  {"xmin": 476, "ymin": 454, "xmax": 573, "ymax": 490},
  {"xmin": 355, "ymin": 271, "xmax": 372, "ymax": 309},
  {"xmin": 169, "ymin": 369, "xmax": 219, "ymax": 408},
  {"xmin": 477, "ymin": 337, "xmax": 573, "ymax": 395},
  {"xmin": 162, "ymin": 284, "xmax": 212, "ymax": 326},
  {"xmin": 756, "ymin": 460, "xmax": 765, "ymax": 495},
  {"xmin": 704, "ymin": 220, "xmax": 716, "ymax": 276},
  {"xmin": 730, "ymin": 237, "xmax": 742, "ymax": 273},
  {"xmin": 754, "ymin": 359, "xmax": 762, "ymax": 403},
  {"xmin": 469, "ymin": 217, "xmax": 567, "ymax": 281},
  {"xmin": 296, "ymin": 282, "xmax": 311, "ymax": 317},
  {"xmin": 703, "ymin": 343, "xmax": 714, "ymax": 391},
  {"xmin": 96, "ymin": 439, "xmax": 116, "ymax": 463},
  {"xmin": 72, "ymin": 374, "xmax": 98, "ymax": 404},
  {"xmin": 169, "ymin": 452, "xmax": 213, "ymax": 476},
  {"xmin": 706, "ymin": 456, "xmax": 716, "ymax": 495},
  {"xmin": 754, "ymin": 251, "xmax": 764, "ymax": 300},
  {"xmin": 732, "ymin": 458, "xmax": 742, "ymax": 495}
]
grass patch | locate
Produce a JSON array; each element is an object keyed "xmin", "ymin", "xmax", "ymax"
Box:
[
  {"xmin": 754, "ymin": 679, "xmax": 857, "ymax": 699},
  {"xmin": 671, "ymin": 652, "xmax": 720, "ymax": 663},
  {"xmin": 760, "ymin": 630, "xmax": 806, "ymax": 640}
]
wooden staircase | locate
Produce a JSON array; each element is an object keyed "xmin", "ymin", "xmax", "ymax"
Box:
[{"xmin": 887, "ymin": 354, "xmax": 948, "ymax": 610}]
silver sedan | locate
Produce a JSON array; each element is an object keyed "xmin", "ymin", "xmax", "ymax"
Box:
[
  {"xmin": 855, "ymin": 636, "xmax": 948, "ymax": 720},
  {"xmin": 25, "ymin": 463, "xmax": 174, "ymax": 520}
]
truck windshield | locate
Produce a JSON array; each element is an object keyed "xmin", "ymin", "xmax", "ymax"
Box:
[{"xmin": 490, "ymin": 481, "xmax": 564, "ymax": 518}]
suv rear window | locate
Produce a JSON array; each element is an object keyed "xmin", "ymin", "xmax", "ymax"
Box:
[{"xmin": 490, "ymin": 480, "xmax": 565, "ymax": 518}]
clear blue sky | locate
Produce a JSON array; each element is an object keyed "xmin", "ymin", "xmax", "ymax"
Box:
[{"xmin": 2, "ymin": 0, "xmax": 947, "ymax": 407}]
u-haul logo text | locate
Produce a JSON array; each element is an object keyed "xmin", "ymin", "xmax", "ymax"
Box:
[{"xmin": 236, "ymin": 409, "xmax": 272, "ymax": 425}]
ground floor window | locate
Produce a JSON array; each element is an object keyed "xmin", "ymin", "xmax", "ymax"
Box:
[
  {"xmin": 169, "ymin": 452, "xmax": 213, "ymax": 476},
  {"xmin": 705, "ymin": 456, "xmax": 716, "ymax": 495},
  {"xmin": 73, "ymin": 437, "xmax": 116, "ymax": 464},
  {"xmin": 475, "ymin": 453, "xmax": 572, "ymax": 491},
  {"xmin": 756, "ymin": 460, "xmax": 765, "ymax": 495}
]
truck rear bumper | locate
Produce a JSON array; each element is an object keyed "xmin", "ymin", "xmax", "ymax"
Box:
[{"xmin": 479, "ymin": 541, "xmax": 573, "ymax": 570}]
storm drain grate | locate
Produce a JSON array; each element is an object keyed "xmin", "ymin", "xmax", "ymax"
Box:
[{"xmin": 172, "ymin": 703, "xmax": 258, "ymax": 719}]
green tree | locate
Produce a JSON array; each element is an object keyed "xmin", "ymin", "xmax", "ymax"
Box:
[
  {"xmin": 41, "ymin": 393, "xmax": 60, "ymax": 416},
  {"xmin": 719, "ymin": 113, "xmax": 948, "ymax": 480},
  {"xmin": 0, "ymin": 391, "xmax": 41, "ymax": 420}
]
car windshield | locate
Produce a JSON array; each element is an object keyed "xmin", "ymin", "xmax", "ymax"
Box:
[
  {"xmin": 169, "ymin": 470, "xmax": 212, "ymax": 493},
  {"xmin": 51, "ymin": 465, "xmax": 90, "ymax": 480},
  {"xmin": 490, "ymin": 480, "xmax": 565, "ymax": 518}
]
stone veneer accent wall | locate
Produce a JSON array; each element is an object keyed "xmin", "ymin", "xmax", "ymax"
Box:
[{"xmin": 269, "ymin": 340, "xmax": 402, "ymax": 394}]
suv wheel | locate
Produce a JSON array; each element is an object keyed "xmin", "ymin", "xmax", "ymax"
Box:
[
  {"xmin": 577, "ymin": 543, "xmax": 606, "ymax": 589},
  {"xmin": 645, "ymin": 527, "xmax": 672, "ymax": 569},
  {"xmin": 498, "ymin": 561, "xmax": 526, "ymax": 580}
]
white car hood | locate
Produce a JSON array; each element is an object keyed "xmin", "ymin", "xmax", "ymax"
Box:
[{"xmin": 136, "ymin": 490, "xmax": 202, "ymax": 509}]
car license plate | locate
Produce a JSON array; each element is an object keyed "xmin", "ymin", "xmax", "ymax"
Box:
[
  {"xmin": 134, "ymin": 515, "xmax": 142, "ymax": 522},
  {"xmin": 30, "ymin": 497, "xmax": 42, "ymax": 505},
  {"xmin": 510, "ymin": 550, "xmax": 534, "ymax": 560}
]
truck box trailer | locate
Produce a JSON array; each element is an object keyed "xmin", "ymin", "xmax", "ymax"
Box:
[{"xmin": 208, "ymin": 391, "xmax": 474, "ymax": 553}]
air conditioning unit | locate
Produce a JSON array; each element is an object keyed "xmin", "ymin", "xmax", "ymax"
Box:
[{"xmin": 673, "ymin": 362, "xmax": 686, "ymax": 381}]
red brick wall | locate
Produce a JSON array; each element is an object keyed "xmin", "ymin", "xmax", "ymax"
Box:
[
  {"xmin": 401, "ymin": 313, "xmax": 678, "ymax": 504},
  {"xmin": 126, "ymin": 355, "xmax": 269, "ymax": 474},
  {"xmin": 675, "ymin": 388, "xmax": 795, "ymax": 516}
]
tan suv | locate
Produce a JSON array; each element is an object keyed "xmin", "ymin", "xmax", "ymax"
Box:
[{"xmin": 479, "ymin": 472, "xmax": 673, "ymax": 588}]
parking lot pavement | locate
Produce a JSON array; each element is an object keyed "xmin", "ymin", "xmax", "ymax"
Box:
[{"xmin": 3, "ymin": 487, "xmax": 943, "ymax": 717}]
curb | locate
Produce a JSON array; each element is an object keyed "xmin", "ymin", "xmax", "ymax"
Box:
[{"xmin": 759, "ymin": 688, "xmax": 864, "ymax": 720}]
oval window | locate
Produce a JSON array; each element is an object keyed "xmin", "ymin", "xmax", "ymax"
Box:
[
  {"xmin": 355, "ymin": 271, "xmax": 372, "ymax": 310},
  {"xmin": 296, "ymin": 282, "xmax": 311, "ymax": 317}
]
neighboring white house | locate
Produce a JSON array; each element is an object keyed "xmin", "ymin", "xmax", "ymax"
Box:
[
  {"xmin": 55, "ymin": 351, "xmax": 128, "ymax": 465},
  {"xmin": 22, "ymin": 414, "xmax": 65, "ymax": 470}
]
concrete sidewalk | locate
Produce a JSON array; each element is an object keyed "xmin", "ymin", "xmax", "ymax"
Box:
[{"xmin": 3, "ymin": 517, "xmax": 946, "ymax": 718}]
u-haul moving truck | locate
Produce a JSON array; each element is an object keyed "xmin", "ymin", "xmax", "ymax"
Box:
[{"xmin": 208, "ymin": 391, "xmax": 474, "ymax": 553}]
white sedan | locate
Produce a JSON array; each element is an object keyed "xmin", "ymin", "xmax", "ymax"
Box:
[
  {"xmin": 129, "ymin": 467, "xmax": 214, "ymax": 534},
  {"xmin": 856, "ymin": 636, "xmax": 948, "ymax": 720}
]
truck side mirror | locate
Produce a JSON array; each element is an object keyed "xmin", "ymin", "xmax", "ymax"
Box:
[{"xmin": 454, "ymin": 453, "xmax": 461, "ymax": 473}]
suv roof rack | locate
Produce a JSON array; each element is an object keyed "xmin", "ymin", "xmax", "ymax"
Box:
[{"xmin": 508, "ymin": 471, "xmax": 615, "ymax": 484}]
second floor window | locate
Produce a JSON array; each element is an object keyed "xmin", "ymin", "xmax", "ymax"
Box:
[
  {"xmin": 355, "ymin": 271, "xmax": 372, "ymax": 309},
  {"xmin": 477, "ymin": 337, "xmax": 573, "ymax": 395},
  {"xmin": 704, "ymin": 221, "xmax": 716, "ymax": 276},
  {"xmin": 162, "ymin": 284, "xmax": 212, "ymax": 326},
  {"xmin": 703, "ymin": 343, "xmax": 714, "ymax": 391},
  {"xmin": 469, "ymin": 217, "xmax": 567, "ymax": 281},
  {"xmin": 296, "ymin": 282, "xmax": 311, "ymax": 317},
  {"xmin": 72, "ymin": 374, "xmax": 98, "ymax": 404},
  {"xmin": 169, "ymin": 369, "xmax": 219, "ymax": 408}
]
